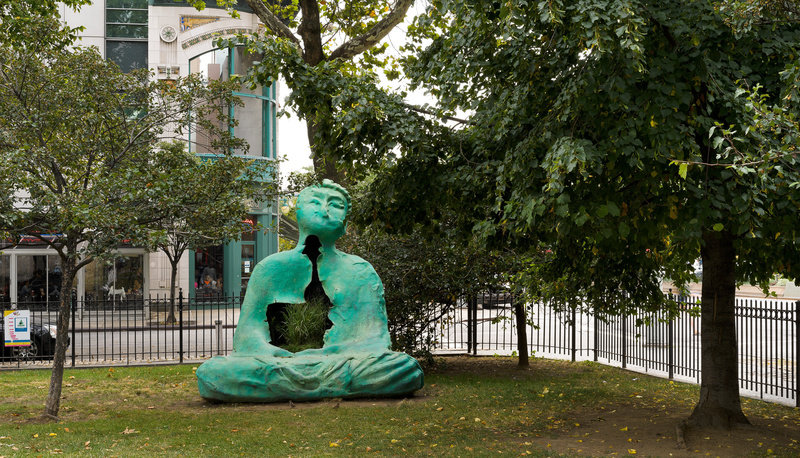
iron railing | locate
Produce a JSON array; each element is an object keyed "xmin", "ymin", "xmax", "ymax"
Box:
[
  {"xmin": 2, "ymin": 290, "xmax": 797, "ymax": 407},
  {"xmin": 429, "ymin": 292, "xmax": 798, "ymax": 407},
  {"xmin": 1, "ymin": 291, "xmax": 240, "ymax": 367}
]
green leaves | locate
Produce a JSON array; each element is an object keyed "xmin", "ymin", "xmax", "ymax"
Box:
[{"xmin": 678, "ymin": 163, "xmax": 688, "ymax": 180}]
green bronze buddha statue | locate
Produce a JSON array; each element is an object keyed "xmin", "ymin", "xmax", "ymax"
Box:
[{"xmin": 196, "ymin": 180, "xmax": 424, "ymax": 402}]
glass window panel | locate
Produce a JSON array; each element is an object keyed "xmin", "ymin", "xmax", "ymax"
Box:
[
  {"xmin": 195, "ymin": 246, "xmax": 223, "ymax": 295},
  {"xmin": 17, "ymin": 255, "xmax": 47, "ymax": 305},
  {"xmin": 47, "ymin": 255, "xmax": 62, "ymax": 305},
  {"xmin": 233, "ymin": 47, "xmax": 259, "ymax": 77},
  {"xmin": 241, "ymin": 243, "xmax": 255, "ymax": 296},
  {"xmin": 107, "ymin": 0, "xmax": 148, "ymax": 8},
  {"xmin": 0, "ymin": 255, "xmax": 9, "ymax": 304},
  {"xmin": 106, "ymin": 9, "xmax": 148, "ymax": 24},
  {"xmin": 84, "ymin": 255, "xmax": 144, "ymax": 304},
  {"xmin": 84, "ymin": 259, "xmax": 112, "ymax": 304},
  {"xmin": 106, "ymin": 41, "xmax": 148, "ymax": 72},
  {"xmin": 106, "ymin": 24, "xmax": 148, "ymax": 39},
  {"xmin": 114, "ymin": 255, "xmax": 144, "ymax": 301},
  {"xmin": 234, "ymin": 96, "xmax": 264, "ymax": 156},
  {"xmin": 241, "ymin": 216, "xmax": 257, "ymax": 241}
]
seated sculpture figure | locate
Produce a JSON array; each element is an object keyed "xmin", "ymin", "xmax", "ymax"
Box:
[{"xmin": 196, "ymin": 180, "xmax": 424, "ymax": 402}]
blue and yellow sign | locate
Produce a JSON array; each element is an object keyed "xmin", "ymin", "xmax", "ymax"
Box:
[{"xmin": 3, "ymin": 310, "xmax": 30, "ymax": 347}]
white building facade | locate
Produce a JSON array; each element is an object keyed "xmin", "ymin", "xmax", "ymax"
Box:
[{"xmin": 0, "ymin": 1, "xmax": 279, "ymax": 309}]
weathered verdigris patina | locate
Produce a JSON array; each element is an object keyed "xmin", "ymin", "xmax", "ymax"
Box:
[{"xmin": 196, "ymin": 180, "xmax": 424, "ymax": 402}]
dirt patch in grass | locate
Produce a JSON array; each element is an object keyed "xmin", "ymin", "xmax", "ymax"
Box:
[
  {"xmin": 431, "ymin": 356, "xmax": 800, "ymax": 456},
  {"xmin": 536, "ymin": 403, "xmax": 800, "ymax": 456}
]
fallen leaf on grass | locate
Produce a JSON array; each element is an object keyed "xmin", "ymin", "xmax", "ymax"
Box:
[
  {"xmin": 628, "ymin": 449, "xmax": 637, "ymax": 454},
  {"xmin": 121, "ymin": 428, "xmax": 138, "ymax": 435},
  {"xmin": 620, "ymin": 426, "xmax": 628, "ymax": 431}
]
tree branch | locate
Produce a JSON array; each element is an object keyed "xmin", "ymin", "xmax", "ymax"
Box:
[
  {"xmin": 329, "ymin": 0, "xmax": 414, "ymax": 61},
  {"xmin": 244, "ymin": 0, "xmax": 301, "ymax": 49},
  {"xmin": 298, "ymin": 0, "xmax": 325, "ymax": 64},
  {"xmin": 403, "ymin": 102, "xmax": 474, "ymax": 125}
]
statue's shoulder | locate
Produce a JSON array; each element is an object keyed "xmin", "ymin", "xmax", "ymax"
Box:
[
  {"xmin": 252, "ymin": 250, "xmax": 308, "ymax": 276},
  {"xmin": 333, "ymin": 251, "xmax": 379, "ymax": 278}
]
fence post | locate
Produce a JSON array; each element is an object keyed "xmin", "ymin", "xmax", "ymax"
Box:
[
  {"xmin": 215, "ymin": 320, "xmax": 223, "ymax": 356},
  {"xmin": 593, "ymin": 313, "xmax": 598, "ymax": 362},
  {"xmin": 471, "ymin": 294, "xmax": 478, "ymax": 356},
  {"xmin": 571, "ymin": 306, "xmax": 577, "ymax": 362},
  {"xmin": 621, "ymin": 313, "xmax": 627, "ymax": 369},
  {"xmin": 668, "ymin": 315, "xmax": 674, "ymax": 380},
  {"xmin": 513, "ymin": 296, "xmax": 529, "ymax": 367},
  {"xmin": 796, "ymin": 300, "xmax": 799, "ymax": 408},
  {"xmin": 179, "ymin": 288, "xmax": 184, "ymax": 364},
  {"xmin": 466, "ymin": 295, "xmax": 473, "ymax": 354},
  {"xmin": 71, "ymin": 291, "xmax": 76, "ymax": 368}
]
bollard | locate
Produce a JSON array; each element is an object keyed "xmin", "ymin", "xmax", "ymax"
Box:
[
  {"xmin": 215, "ymin": 320, "xmax": 223, "ymax": 356},
  {"xmin": 179, "ymin": 288, "xmax": 184, "ymax": 364}
]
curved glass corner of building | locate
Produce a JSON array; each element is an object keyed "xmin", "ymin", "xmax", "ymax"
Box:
[{"xmin": 187, "ymin": 46, "xmax": 279, "ymax": 299}]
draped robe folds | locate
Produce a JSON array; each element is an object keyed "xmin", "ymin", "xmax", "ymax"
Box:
[{"xmin": 196, "ymin": 246, "xmax": 424, "ymax": 402}]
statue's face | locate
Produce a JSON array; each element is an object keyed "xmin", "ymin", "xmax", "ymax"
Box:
[{"xmin": 296, "ymin": 186, "xmax": 348, "ymax": 242}]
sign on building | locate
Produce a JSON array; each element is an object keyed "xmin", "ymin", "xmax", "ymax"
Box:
[{"xmin": 3, "ymin": 309, "xmax": 31, "ymax": 348}]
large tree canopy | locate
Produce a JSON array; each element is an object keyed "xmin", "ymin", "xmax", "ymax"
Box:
[
  {"xmin": 344, "ymin": 0, "xmax": 800, "ymax": 429},
  {"xmin": 0, "ymin": 0, "xmax": 88, "ymax": 47},
  {"xmin": 192, "ymin": 0, "xmax": 417, "ymax": 180},
  {"xmin": 0, "ymin": 17, "xmax": 258, "ymax": 420}
]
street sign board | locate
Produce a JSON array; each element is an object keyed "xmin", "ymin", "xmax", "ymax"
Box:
[{"xmin": 3, "ymin": 309, "xmax": 31, "ymax": 347}]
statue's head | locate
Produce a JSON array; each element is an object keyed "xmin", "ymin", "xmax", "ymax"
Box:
[{"xmin": 296, "ymin": 179, "xmax": 351, "ymax": 244}]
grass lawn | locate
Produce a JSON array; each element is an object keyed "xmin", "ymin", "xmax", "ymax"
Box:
[{"xmin": 0, "ymin": 356, "xmax": 798, "ymax": 456}]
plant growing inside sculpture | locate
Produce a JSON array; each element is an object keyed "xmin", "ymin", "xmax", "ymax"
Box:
[{"xmin": 279, "ymin": 297, "xmax": 330, "ymax": 352}]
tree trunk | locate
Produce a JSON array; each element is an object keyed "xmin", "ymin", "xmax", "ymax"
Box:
[
  {"xmin": 514, "ymin": 299, "xmax": 529, "ymax": 368},
  {"xmin": 307, "ymin": 117, "xmax": 343, "ymax": 182},
  {"xmin": 688, "ymin": 230, "xmax": 749, "ymax": 428},
  {"xmin": 43, "ymin": 255, "xmax": 77, "ymax": 420}
]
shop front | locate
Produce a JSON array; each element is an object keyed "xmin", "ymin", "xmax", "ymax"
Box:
[
  {"xmin": 0, "ymin": 243, "xmax": 147, "ymax": 310},
  {"xmin": 190, "ymin": 212, "xmax": 278, "ymax": 298}
]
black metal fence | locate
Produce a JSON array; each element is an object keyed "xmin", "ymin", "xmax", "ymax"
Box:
[
  {"xmin": 2, "ymin": 290, "xmax": 797, "ymax": 407},
  {"xmin": 431, "ymin": 292, "xmax": 799, "ymax": 407},
  {"xmin": 1, "ymin": 292, "xmax": 240, "ymax": 367}
]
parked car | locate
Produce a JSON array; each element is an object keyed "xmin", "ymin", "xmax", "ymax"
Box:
[
  {"xmin": 1, "ymin": 322, "xmax": 63, "ymax": 361},
  {"xmin": 476, "ymin": 289, "xmax": 514, "ymax": 309}
]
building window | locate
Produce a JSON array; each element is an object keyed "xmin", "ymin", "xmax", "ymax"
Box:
[
  {"xmin": 188, "ymin": 47, "xmax": 277, "ymax": 158},
  {"xmin": 106, "ymin": 0, "xmax": 148, "ymax": 72},
  {"xmin": 240, "ymin": 216, "xmax": 257, "ymax": 296},
  {"xmin": 0, "ymin": 255, "xmax": 10, "ymax": 305},
  {"xmin": 85, "ymin": 255, "xmax": 145, "ymax": 307},
  {"xmin": 195, "ymin": 246, "xmax": 224, "ymax": 297},
  {"xmin": 16, "ymin": 255, "xmax": 61, "ymax": 309}
]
